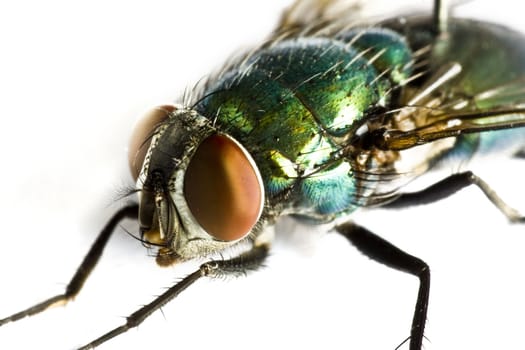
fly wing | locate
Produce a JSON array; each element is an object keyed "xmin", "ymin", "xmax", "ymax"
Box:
[{"xmin": 276, "ymin": 0, "xmax": 429, "ymax": 34}]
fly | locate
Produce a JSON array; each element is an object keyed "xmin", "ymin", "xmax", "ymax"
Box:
[{"xmin": 1, "ymin": 1, "xmax": 525, "ymax": 349}]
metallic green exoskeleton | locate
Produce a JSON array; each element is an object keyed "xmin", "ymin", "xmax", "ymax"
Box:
[
  {"xmin": 133, "ymin": 1, "xmax": 525, "ymax": 349},
  {"xmin": 3, "ymin": 1, "xmax": 525, "ymax": 350},
  {"xmin": 192, "ymin": 5, "xmax": 525, "ymax": 223}
]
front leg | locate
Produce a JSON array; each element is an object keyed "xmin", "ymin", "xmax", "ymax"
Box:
[
  {"xmin": 0, "ymin": 204, "xmax": 139, "ymax": 326},
  {"xmin": 336, "ymin": 222, "xmax": 430, "ymax": 350},
  {"xmin": 77, "ymin": 243, "xmax": 270, "ymax": 350}
]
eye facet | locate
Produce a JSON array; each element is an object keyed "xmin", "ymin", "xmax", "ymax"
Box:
[
  {"xmin": 128, "ymin": 105, "xmax": 176, "ymax": 181},
  {"xmin": 183, "ymin": 134, "xmax": 263, "ymax": 241}
]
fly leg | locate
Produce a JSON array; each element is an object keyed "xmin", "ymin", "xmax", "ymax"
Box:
[
  {"xmin": 384, "ymin": 171, "xmax": 524, "ymax": 223},
  {"xmin": 336, "ymin": 222, "xmax": 430, "ymax": 350},
  {"xmin": 77, "ymin": 242, "xmax": 269, "ymax": 350},
  {"xmin": 514, "ymin": 149, "xmax": 525, "ymax": 158},
  {"xmin": 0, "ymin": 204, "xmax": 138, "ymax": 326}
]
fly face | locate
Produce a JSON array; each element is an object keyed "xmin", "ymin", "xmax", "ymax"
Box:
[{"xmin": 129, "ymin": 106, "xmax": 265, "ymax": 264}]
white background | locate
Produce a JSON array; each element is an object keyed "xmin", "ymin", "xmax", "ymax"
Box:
[{"xmin": 0, "ymin": 1, "xmax": 524, "ymax": 349}]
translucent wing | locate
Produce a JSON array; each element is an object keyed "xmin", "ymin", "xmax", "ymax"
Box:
[{"xmin": 276, "ymin": 0, "xmax": 430, "ymax": 33}]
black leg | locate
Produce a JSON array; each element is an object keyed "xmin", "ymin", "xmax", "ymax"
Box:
[
  {"xmin": 384, "ymin": 171, "xmax": 524, "ymax": 223},
  {"xmin": 0, "ymin": 204, "xmax": 138, "ymax": 326},
  {"xmin": 514, "ymin": 149, "xmax": 525, "ymax": 158},
  {"xmin": 77, "ymin": 243, "xmax": 269, "ymax": 350},
  {"xmin": 336, "ymin": 222, "xmax": 430, "ymax": 350}
]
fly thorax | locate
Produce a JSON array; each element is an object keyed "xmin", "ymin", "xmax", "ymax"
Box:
[{"xmin": 129, "ymin": 106, "xmax": 266, "ymax": 265}]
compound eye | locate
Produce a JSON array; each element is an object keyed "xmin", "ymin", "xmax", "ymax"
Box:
[
  {"xmin": 128, "ymin": 105, "xmax": 176, "ymax": 181},
  {"xmin": 184, "ymin": 134, "xmax": 263, "ymax": 241}
]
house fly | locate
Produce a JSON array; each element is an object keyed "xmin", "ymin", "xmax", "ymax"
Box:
[{"xmin": 0, "ymin": 0, "xmax": 525, "ymax": 349}]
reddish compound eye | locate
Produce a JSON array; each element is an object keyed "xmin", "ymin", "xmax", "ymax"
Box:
[
  {"xmin": 184, "ymin": 134, "xmax": 263, "ymax": 241},
  {"xmin": 128, "ymin": 105, "xmax": 176, "ymax": 181}
]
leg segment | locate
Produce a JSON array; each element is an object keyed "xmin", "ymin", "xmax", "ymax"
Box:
[
  {"xmin": 384, "ymin": 171, "xmax": 524, "ymax": 223},
  {"xmin": 77, "ymin": 243, "xmax": 270, "ymax": 350},
  {"xmin": 0, "ymin": 204, "xmax": 138, "ymax": 326},
  {"xmin": 336, "ymin": 222, "xmax": 430, "ymax": 350}
]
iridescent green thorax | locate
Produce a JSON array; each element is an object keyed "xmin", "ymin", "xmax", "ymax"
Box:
[
  {"xmin": 194, "ymin": 29, "xmax": 412, "ymax": 219},
  {"xmin": 336, "ymin": 28, "xmax": 413, "ymax": 85}
]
